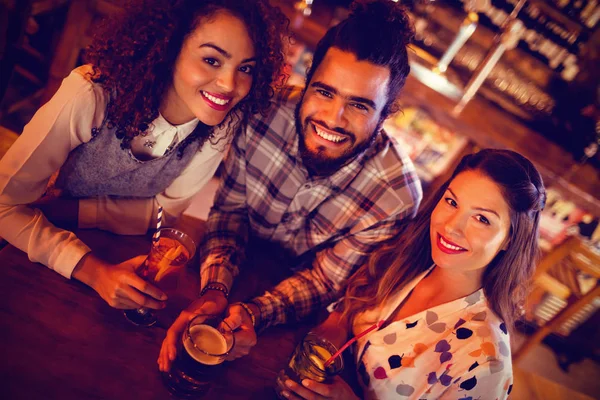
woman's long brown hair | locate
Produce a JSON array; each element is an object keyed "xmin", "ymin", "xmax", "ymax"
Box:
[{"xmin": 340, "ymin": 149, "xmax": 546, "ymax": 332}]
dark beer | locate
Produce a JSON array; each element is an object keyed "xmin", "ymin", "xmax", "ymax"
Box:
[{"xmin": 162, "ymin": 317, "xmax": 234, "ymax": 397}]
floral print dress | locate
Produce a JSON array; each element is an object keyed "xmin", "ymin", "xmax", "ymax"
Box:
[{"xmin": 352, "ymin": 268, "xmax": 513, "ymax": 400}]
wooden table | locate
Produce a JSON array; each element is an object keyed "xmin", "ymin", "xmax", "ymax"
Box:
[{"xmin": 0, "ymin": 224, "xmax": 315, "ymax": 399}]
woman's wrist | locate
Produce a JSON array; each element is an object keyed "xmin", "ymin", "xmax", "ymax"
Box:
[{"xmin": 71, "ymin": 252, "xmax": 105, "ymax": 288}]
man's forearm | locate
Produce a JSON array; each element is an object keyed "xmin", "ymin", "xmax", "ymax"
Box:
[
  {"xmin": 199, "ymin": 209, "xmax": 249, "ymax": 292},
  {"xmin": 249, "ymin": 267, "xmax": 338, "ymax": 332},
  {"xmin": 200, "ymin": 253, "xmax": 239, "ymax": 293}
]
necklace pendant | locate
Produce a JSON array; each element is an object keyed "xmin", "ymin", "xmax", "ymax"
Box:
[{"xmin": 144, "ymin": 139, "xmax": 156, "ymax": 148}]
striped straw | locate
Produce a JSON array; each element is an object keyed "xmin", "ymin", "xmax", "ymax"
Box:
[{"xmin": 151, "ymin": 206, "xmax": 163, "ymax": 246}]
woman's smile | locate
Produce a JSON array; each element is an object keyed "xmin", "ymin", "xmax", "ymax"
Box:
[
  {"xmin": 429, "ymin": 170, "xmax": 511, "ymax": 273},
  {"xmin": 201, "ymin": 90, "xmax": 233, "ymax": 111},
  {"xmin": 436, "ymin": 233, "xmax": 467, "ymax": 254}
]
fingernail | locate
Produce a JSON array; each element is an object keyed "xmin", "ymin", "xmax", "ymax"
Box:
[
  {"xmin": 285, "ymin": 380, "xmax": 294, "ymax": 388},
  {"xmin": 281, "ymin": 391, "xmax": 290, "ymax": 398},
  {"xmin": 302, "ymin": 379, "xmax": 310, "ymax": 387},
  {"xmin": 161, "ymin": 294, "xmax": 168, "ymax": 300}
]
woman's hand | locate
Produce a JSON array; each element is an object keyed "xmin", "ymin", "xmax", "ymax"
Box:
[
  {"xmin": 157, "ymin": 290, "xmax": 228, "ymax": 372},
  {"xmin": 72, "ymin": 253, "xmax": 167, "ymax": 309},
  {"xmin": 277, "ymin": 376, "xmax": 360, "ymax": 400}
]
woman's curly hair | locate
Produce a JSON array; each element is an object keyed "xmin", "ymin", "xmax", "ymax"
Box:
[{"xmin": 84, "ymin": 0, "xmax": 288, "ymax": 153}]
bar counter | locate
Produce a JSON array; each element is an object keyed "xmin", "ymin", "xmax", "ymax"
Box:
[{"xmin": 0, "ymin": 222, "xmax": 313, "ymax": 399}]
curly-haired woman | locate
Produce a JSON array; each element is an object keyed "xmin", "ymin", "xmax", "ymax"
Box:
[
  {"xmin": 278, "ymin": 149, "xmax": 546, "ymax": 400},
  {"xmin": 0, "ymin": 0, "xmax": 288, "ymax": 309}
]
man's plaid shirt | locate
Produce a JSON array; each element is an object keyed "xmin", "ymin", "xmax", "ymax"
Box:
[{"xmin": 200, "ymin": 87, "xmax": 422, "ymax": 331}]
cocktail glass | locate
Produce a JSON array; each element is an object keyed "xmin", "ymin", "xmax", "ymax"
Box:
[
  {"xmin": 276, "ymin": 332, "xmax": 344, "ymax": 399},
  {"xmin": 123, "ymin": 228, "xmax": 196, "ymax": 327}
]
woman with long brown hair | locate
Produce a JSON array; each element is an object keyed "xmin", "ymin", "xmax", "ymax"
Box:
[
  {"xmin": 0, "ymin": 0, "xmax": 287, "ymax": 309},
  {"xmin": 279, "ymin": 149, "xmax": 546, "ymax": 399}
]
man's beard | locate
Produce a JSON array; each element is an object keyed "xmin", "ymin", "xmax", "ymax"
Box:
[{"xmin": 294, "ymin": 101, "xmax": 380, "ymax": 177}]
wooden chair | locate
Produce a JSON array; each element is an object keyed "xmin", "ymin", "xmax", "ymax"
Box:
[
  {"xmin": 0, "ymin": 0, "xmax": 73, "ymax": 119},
  {"xmin": 1, "ymin": 1, "xmax": 122, "ymax": 119},
  {"xmin": 0, "ymin": 0, "xmax": 33, "ymax": 103},
  {"xmin": 514, "ymin": 236, "xmax": 600, "ymax": 363}
]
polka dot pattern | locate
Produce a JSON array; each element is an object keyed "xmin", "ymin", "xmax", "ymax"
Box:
[{"xmin": 353, "ymin": 278, "xmax": 513, "ymax": 400}]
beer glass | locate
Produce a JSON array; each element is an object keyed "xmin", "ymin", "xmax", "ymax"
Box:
[
  {"xmin": 124, "ymin": 228, "xmax": 196, "ymax": 326},
  {"xmin": 276, "ymin": 333, "xmax": 344, "ymax": 399},
  {"xmin": 162, "ymin": 315, "xmax": 235, "ymax": 397}
]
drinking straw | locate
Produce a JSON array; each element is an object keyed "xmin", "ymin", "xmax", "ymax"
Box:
[
  {"xmin": 151, "ymin": 206, "xmax": 163, "ymax": 246},
  {"xmin": 323, "ymin": 320, "xmax": 383, "ymax": 368}
]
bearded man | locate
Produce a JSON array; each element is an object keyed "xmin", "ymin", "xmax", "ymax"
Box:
[{"xmin": 159, "ymin": 0, "xmax": 423, "ymax": 367}]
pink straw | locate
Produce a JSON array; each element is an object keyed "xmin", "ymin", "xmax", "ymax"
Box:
[{"xmin": 323, "ymin": 320, "xmax": 383, "ymax": 368}]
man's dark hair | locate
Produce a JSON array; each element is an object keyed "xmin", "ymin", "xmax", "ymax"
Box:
[{"xmin": 304, "ymin": 0, "xmax": 414, "ymax": 118}]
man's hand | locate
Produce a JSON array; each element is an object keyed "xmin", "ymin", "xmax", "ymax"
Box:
[
  {"xmin": 223, "ymin": 302, "xmax": 258, "ymax": 360},
  {"xmin": 72, "ymin": 253, "xmax": 167, "ymax": 309},
  {"xmin": 276, "ymin": 376, "xmax": 360, "ymax": 400},
  {"xmin": 157, "ymin": 290, "xmax": 228, "ymax": 372}
]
